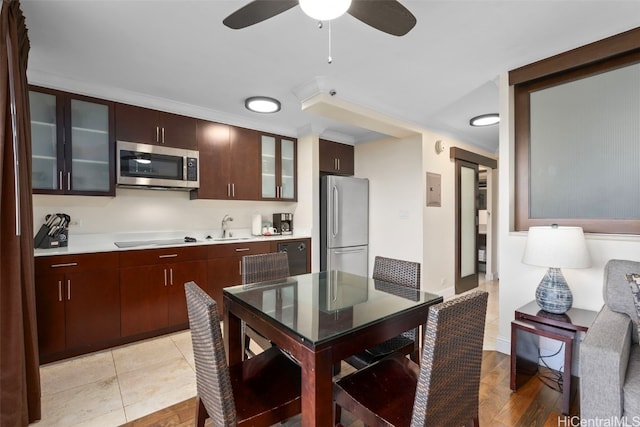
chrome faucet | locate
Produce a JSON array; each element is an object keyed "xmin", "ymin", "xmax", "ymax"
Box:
[{"xmin": 221, "ymin": 214, "xmax": 233, "ymax": 238}]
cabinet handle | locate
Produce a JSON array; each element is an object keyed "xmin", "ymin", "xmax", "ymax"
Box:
[
  {"xmin": 164, "ymin": 268, "xmax": 168, "ymax": 286},
  {"xmin": 67, "ymin": 172, "xmax": 71, "ymax": 191},
  {"xmin": 58, "ymin": 281, "xmax": 62, "ymax": 302},
  {"xmin": 227, "ymin": 183, "xmax": 231, "ymax": 197},
  {"xmin": 158, "ymin": 254, "xmax": 178, "ymax": 259},
  {"xmin": 232, "ymin": 183, "xmax": 235, "ymax": 197},
  {"xmin": 235, "ymin": 248, "xmax": 250, "ymax": 252},
  {"xmin": 156, "ymin": 126, "xmax": 160, "ymax": 143},
  {"xmin": 162, "ymin": 127, "xmax": 165, "ymax": 144},
  {"xmin": 67, "ymin": 279, "xmax": 71, "ymax": 300},
  {"xmin": 170, "ymin": 268, "xmax": 174, "ymax": 285},
  {"xmin": 239, "ymin": 260, "xmax": 242, "ymax": 275},
  {"xmin": 59, "ymin": 171, "xmax": 63, "ymax": 190},
  {"xmin": 337, "ymin": 158, "xmax": 340, "ymax": 171},
  {"xmin": 51, "ymin": 262, "xmax": 78, "ymax": 268}
]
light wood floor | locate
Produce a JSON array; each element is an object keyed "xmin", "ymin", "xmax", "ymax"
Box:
[{"xmin": 120, "ymin": 350, "xmax": 579, "ymax": 427}]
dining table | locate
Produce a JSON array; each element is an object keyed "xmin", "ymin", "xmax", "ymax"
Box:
[{"xmin": 223, "ymin": 270, "xmax": 443, "ymax": 427}]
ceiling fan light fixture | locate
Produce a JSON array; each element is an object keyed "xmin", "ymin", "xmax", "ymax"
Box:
[
  {"xmin": 245, "ymin": 96, "xmax": 281, "ymax": 113},
  {"xmin": 470, "ymin": 113, "xmax": 500, "ymax": 127},
  {"xmin": 299, "ymin": 0, "xmax": 352, "ymax": 21}
]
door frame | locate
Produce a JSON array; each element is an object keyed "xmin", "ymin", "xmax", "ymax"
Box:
[{"xmin": 451, "ymin": 148, "xmax": 497, "ymax": 294}]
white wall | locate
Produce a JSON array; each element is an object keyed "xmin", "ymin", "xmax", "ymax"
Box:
[
  {"xmin": 355, "ymin": 135, "xmax": 424, "ymax": 280},
  {"xmin": 421, "ymin": 132, "xmax": 498, "ymax": 295},
  {"xmin": 33, "ymin": 190, "xmax": 298, "ymax": 238},
  {"xmin": 295, "ymin": 134, "xmax": 320, "ymax": 271},
  {"xmin": 354, "ymin": 131, "xmax": 498, "ymax": 295},
  {"xmin": 496, "ymin": 72, "xmax": 640, "ymax": 355}
]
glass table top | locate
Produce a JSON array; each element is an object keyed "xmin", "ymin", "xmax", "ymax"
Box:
[{"xmin": 224, "ymin": 271, "xmax": 442, "ymax": 346}]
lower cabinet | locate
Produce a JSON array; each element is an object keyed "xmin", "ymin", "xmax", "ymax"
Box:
[
  {"xmin": 35, "ymin": 253, "xmax": 120, "ymax": 363},
  {"xmin": 34, "ymin": 238, "xmax": 311, "ymax": 362},
  {"xmin": 207, "ymin": 241, "xmax": 271, "ymax": 313},
  {"xmin": 120, "ymin": 246, "xmax": 207, "ymax": 337}
]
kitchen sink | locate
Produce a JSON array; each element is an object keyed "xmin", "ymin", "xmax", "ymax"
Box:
[{"xmin": 211, "ymin": 237, "xmax": 250, "ymax": 241}]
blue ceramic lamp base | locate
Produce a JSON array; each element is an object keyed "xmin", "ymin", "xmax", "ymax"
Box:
[{"xmin": 535, "ymin": 267, "xmax": 573, "ymax": 314}]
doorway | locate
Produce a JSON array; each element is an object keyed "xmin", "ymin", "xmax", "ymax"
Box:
[{"xmin": 452, "ymin": 148, "xmax": 497, "ymax": 294}]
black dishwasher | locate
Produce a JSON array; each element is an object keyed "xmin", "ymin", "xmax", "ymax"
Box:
[{"xmin": 277, "ymin": 241, "xmax": 308, "ymax": 275}]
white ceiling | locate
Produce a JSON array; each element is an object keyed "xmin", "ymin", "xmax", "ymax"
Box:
[{"xmin": 20, "ymin": 1, "xmax": 640, "ymax": 153}]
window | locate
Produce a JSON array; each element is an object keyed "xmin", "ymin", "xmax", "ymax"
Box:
[{"xmin": 511, "ymin": 27, "xmax": 640, "ymax": 234}]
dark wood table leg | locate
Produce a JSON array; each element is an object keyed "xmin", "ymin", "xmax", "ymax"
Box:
[
  {"xmin": 223, "ymin": 296, "xmax": 242, "ymax": 366},
  {"xmin": 300, "ymin": 347, "xmax": 333, "ymax": 427}
]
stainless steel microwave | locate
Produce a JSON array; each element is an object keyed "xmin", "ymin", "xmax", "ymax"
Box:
[{"xmin": 117, "ymin": 141, "xmax": 199, "ymax": 190}]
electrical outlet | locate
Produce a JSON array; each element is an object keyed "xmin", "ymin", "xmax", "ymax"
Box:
[
  {"xmin": 69, "ymin": 219, "xmax": 82, "ymax": 227},
  {"xmin": 441, "ymin": 278, "xmax": 446, "ymax": 286}
]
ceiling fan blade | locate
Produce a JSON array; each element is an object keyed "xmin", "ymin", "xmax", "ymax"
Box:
[
  {"xmin": 348, "ymin": 0, "xmax": 416, "ymax": 36},
  {"xmin": 223, "ymin": 0, "xmax": 298, "ymax": 29}
]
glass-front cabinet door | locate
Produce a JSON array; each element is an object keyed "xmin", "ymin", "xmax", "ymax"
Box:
[
  {"xmin": 29, "ymin": 87, "xmax": 114, "ymax": 195},
  {"xmin": 30, "ymin": 91, "xmax": 60, "ymax": 191},
  {"xmin": 280, "ymin": 138, "xmax": 295, "ymax": 199},
  {"xmin": 69, "ymin": 99, "xmax": 111, "ymax": 192},
  {"xmin": 260, "ymin": 134, "xmax": 296, "ymax": 201},
  {"xmin": 261, "ymin": 135, "xmax": 277, "ymax": 198}
]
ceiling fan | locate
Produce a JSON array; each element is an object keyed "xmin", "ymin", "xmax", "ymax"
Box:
[{"xmin": 223, "ymin": 0, "xmax": 417, "ymax": 37}]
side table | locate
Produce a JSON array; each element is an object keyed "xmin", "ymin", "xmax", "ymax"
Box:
[{"xmin": 510, "ymin": 301, "xmax": 597, "ymax": 415}]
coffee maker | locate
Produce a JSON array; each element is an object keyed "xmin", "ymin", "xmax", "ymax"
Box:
[{"xmin": 273, "ymin": 213, "xmax": 293, "ymax": 235}]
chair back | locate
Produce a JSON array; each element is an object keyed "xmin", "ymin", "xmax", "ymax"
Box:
[
  {"xmin": 242, "ymin": 252, "xmax": 290, "ymax": 285},
  {"xmin": 410, "ymin": 290, "xmax": 488, "ymax": 426},
  {"xmin": 373, "ymin": 256, "xmax": 421, "ymax": 341},
  {"xmin": 373, "ymin": 256, "xmax": 420, "ymax": 289},
  {"xmin": 184, "ymin": 281, "xmax": 237, "ymax": 426}
]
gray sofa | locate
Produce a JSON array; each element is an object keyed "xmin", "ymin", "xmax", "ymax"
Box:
[{"xmin": 580, "ymin": 259, "xmax": 640, "ymax": 421}]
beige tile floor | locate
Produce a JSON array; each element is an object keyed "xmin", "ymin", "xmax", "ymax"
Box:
[{"xmin": 33, "ymin": 276, "xmax": 499, "ymax": 427}]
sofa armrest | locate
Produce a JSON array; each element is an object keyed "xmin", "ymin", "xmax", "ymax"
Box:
[{"xmin": 580, "ymin": 306, "xmax": 632, "ymax": 420}]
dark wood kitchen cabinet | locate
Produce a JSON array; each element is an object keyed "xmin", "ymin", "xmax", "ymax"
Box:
[
  {"xmin": 29, "ymin": 86, "xmax": 115, "ymax": 196},
  {"xmin": 115, "ymin": 103, "xmax": 197, "ymax": 150},
  {"xmin": 191, "ymin": 121, "xmax": 261, "ymax": 200},
  {"xmin": 35, "ymin": 253, "xmax": 120, "ymax": 363},
  {"xmin": 320, "ymin": 139, "xmax": 354, "ymax": 175},
  {"xmin": 207, "ymin": 241, "xmax": 271, "ymax": 313},
  {"xmin": 119, "ymin": 246, "xmax": 207, "ymax": 337},
  {"xmin": 261, "ymin": 134, "xmax": 297, "ymax": 201}
]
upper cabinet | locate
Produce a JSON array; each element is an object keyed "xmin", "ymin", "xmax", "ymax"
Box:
[
  {"xmin": 261, "ymin": 134, "xmax": 296, "ymax": 201},
  {"xmin": 30, "ymin": 86, "xmax": 115, "ymax": 196},
  {"xmin": 319, "ymin": 139, "xmax": 354, "ymax": 175},
  {"xmin": 115, "ymin": 103, "xmax": 197, "ymax": 150},
  {"xmin": 191, "ymin": 121, "xmax": 260, "ymax": 200}
]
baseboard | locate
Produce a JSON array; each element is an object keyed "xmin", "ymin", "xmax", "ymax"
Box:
[{"xmin": 496, "ymin": 334, "xmax": 510, "ymax": 355}]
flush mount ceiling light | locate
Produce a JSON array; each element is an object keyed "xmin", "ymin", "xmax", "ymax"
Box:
[
  {"xmin": 470, "ymin": 113, "xmax": 500, "ymax": 127},
  {"xmin": 245, "ymin": 96, "xmax": 281, "ymax": 113},
  {"xmin": 300, "ymin": 0, "xmax": 352, "ymax": 21}
]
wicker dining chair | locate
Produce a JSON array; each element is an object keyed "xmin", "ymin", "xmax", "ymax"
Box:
[
  {"xmin": 241, "ymin": 252, "xmax": 290, "ymax": 358},
  {"xmin": 334, "ymin": 290, "xmax": 488, "ymax": 427},
  {"xmin": 345, "ymin": 256, "xmax": 422, "ymax": 369},
  {"xmin": 184, "ymin": 281, "xmax": 301, "ymax": 427}
]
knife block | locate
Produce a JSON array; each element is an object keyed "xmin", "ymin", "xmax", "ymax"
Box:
[{"xmin": 34, "ymin": 225, "xmax": 68, "ymax": 249}]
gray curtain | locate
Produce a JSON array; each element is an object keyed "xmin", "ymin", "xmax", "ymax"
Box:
[{"xmin": 0, "ymin": 0, "xmax": 41, "ymax": 425}]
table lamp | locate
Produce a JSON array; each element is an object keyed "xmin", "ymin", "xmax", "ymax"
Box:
[{"xmin": 521, "ymin": 225, "xmax": 590, "ymax": 314}]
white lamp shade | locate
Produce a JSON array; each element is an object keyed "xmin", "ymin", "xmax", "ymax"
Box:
[
  {"xmin": 522, "ymin": 226, "xmax": 590, "ymax": 269},
  {"xmin": 299, "ymin": 0, "xmax": 352, "ymax": 21}
]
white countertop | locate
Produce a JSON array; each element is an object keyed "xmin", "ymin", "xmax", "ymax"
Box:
[{"xmin": 34, "ymin": 229, "xmax": 312, "ymax": 257}]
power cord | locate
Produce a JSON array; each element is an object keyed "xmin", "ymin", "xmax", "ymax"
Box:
[{"xmin": 537, "ymin": 342, "xmax": 564, "ymax": 393}]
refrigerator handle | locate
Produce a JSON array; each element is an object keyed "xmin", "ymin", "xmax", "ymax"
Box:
[{"xmin": 332, "ymin": 185, "xmax": 339, "ymax": 238}]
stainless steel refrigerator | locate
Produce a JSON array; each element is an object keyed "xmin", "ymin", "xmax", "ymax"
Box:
[{"xmin": 320, "ymin": 175, "xmax": 369, "ymax": 276}]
